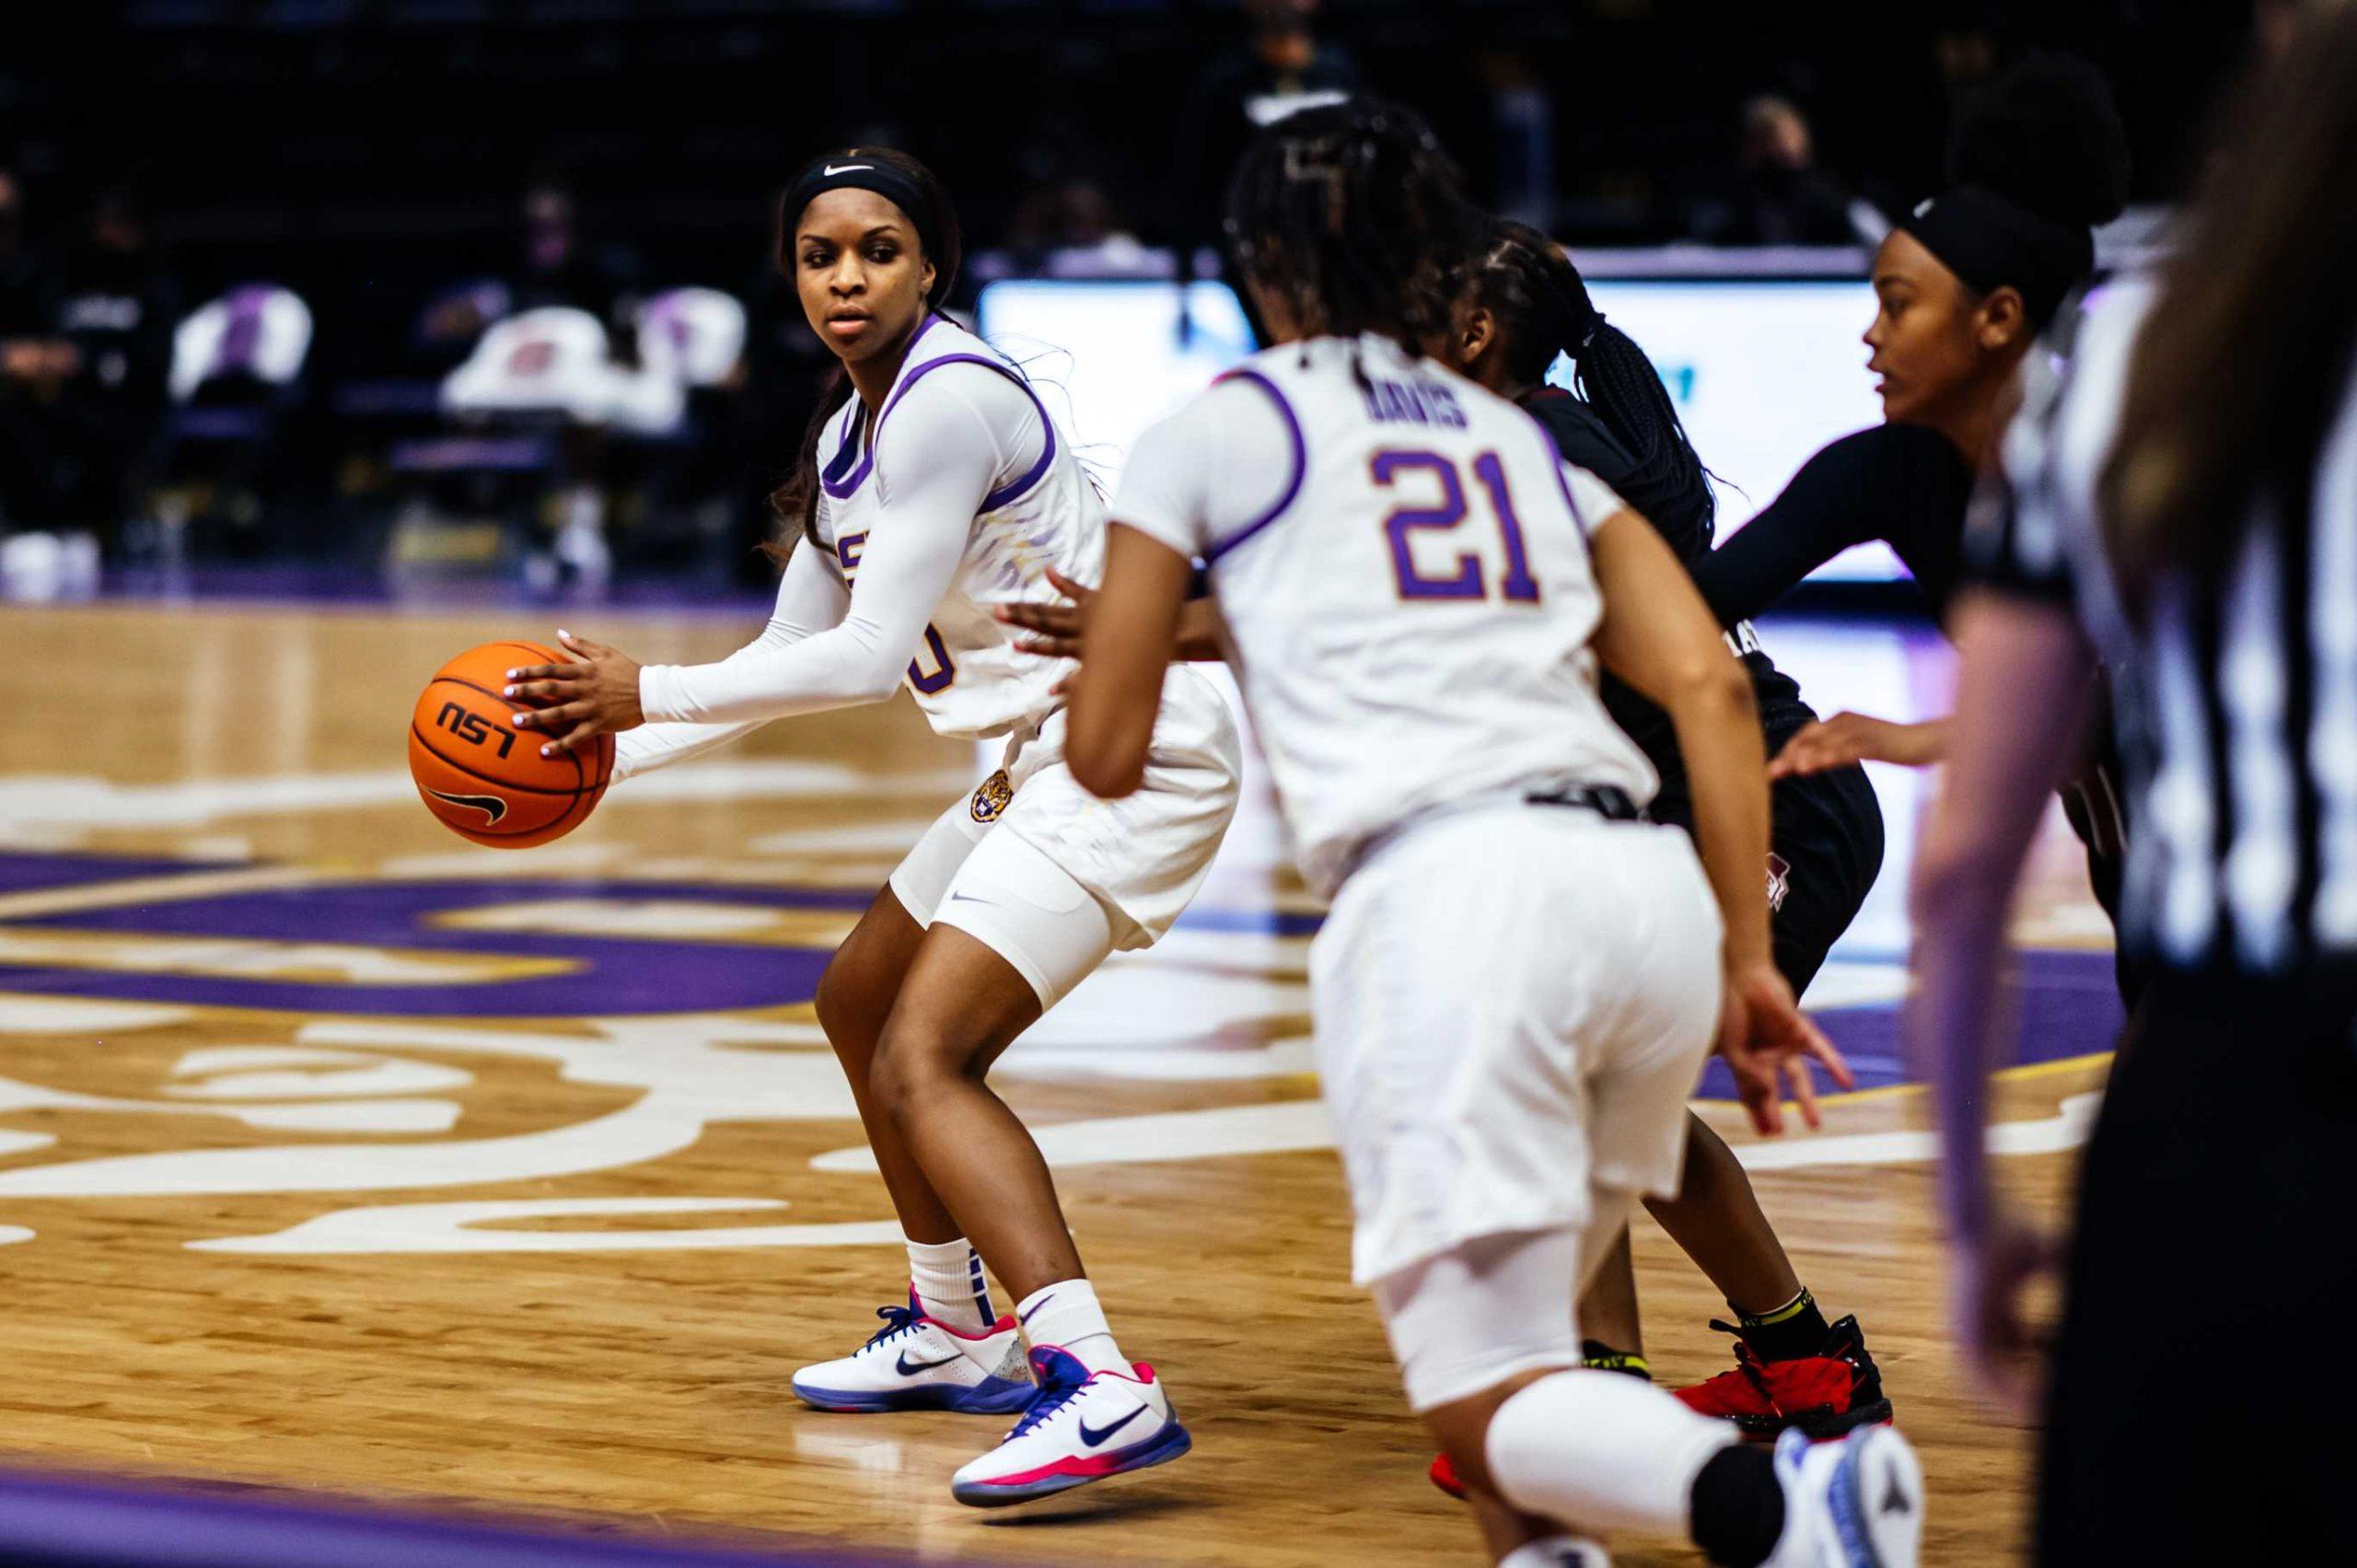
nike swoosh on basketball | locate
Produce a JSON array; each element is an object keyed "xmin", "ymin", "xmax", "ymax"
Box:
[
  {"xmin": 424, "ymin": 787, "xmax": 508, "ymax": 825},
  {"xmin": 1077, "ymin": 1405, "xmax": 1146, "ymax": 1447},
  {"xmin": 895, "ymin": 1350, "xmax": 963, "ymax": 1376},
  {"xmin": 824, "ymin": 163, "xmax": 873, "ymax": 176}
]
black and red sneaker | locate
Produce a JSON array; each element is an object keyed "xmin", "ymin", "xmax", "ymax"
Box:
[{"xmin": 1674, "ymin": 1315, "xmax": 1893, "ymax": 1439}]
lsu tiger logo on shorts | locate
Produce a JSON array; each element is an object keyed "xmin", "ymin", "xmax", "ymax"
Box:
[{"xmin": 970, "ymin": 769, "xmax": 1014, "ymax": 823}]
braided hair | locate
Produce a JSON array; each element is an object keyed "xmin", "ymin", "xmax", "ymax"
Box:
[
  {"xmin": 1473, "ymin": 217, "xmax": 1716, "ymax": 540},
  {"xmin": 768, "ymin": 146, "xmax": 963, "ymax": 555},
  {"xmin": 1223, "ymin": 98, "xmax": 1479, "ymax": 362}
]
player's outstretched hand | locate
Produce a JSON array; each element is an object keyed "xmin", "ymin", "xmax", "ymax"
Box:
[
  {"xmin": 1767, "ymin": 712, "xmax": 1944, "ymax": 780},
  {"xmin": 995, "ymin": 570, "xmax": 1096, "ymax": 659},
  {"xmin": 1715, "ymin": 959, "xmax": 1853, "ymax": 1135},
  {"xmin": 504, "ymin": 629, "xmax": 644, "ymax": 756}
]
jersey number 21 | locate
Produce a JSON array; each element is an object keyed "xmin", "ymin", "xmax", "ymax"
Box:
[{"xmin": 1372, "ymin": 449, "xmax": 1542, "ymax": 604}]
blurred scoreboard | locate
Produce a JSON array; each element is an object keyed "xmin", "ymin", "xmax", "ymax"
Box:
[{"xmin": 977, "ymin": 273, "xmax": 1899, "ymax": 584}]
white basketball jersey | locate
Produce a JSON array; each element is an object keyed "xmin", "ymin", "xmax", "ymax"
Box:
[
  {"xmin": 811, "ymin": 315, "xmax": 1104, "ymax": 740},
  {"xmin": 1116, "ymin": 333, "xmax": 1657, "ymax": 896}
]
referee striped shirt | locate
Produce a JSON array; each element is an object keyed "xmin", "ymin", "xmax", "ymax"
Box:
[{"xmin": 1968, "ymin": 278, "xmax": 2357, "ymax": 974}]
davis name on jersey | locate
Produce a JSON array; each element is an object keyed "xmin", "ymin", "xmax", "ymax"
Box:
[
  {"xmin": 1114, "ymin": 333, "xmax": 1659, "ymax": 895},
  {"xmin": 814, "ymin": 314, "xmax": 1105, "ymax": 740}
]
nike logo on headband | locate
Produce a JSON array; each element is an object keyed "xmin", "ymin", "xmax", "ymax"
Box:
[{"xmin": 824, "ymin": 163, "xmax": 873, "ymax": 176}]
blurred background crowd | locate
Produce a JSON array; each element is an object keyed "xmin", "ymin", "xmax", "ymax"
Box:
[{"xmin": 0, "ymin": 0, "xmax": 2257, "ymax": 599}]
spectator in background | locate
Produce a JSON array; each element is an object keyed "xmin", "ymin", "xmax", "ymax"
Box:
[
  {"xmin": 415, "ymin": 180, "xmax": 641, "ymax": 368},
  {"xmin": 1696, "ymin": 95, "xmax": 1864, "ymax": 247},
  {"xmin": 50, "ymin": 189, "xmax": 179, "ymax": 554},
  {"xmin": 1004, "ymin": 179, "xmax": 1144, "ymax": 266},
  {"xmin": 1174, "ymin": 0, "xmax": 1362, "ymax": 296},
  {"xmin": 0, "ymin": 167, "xmax": 75, "ymax": 539},
  {"xmin": 509, "ymin": 182, "xmax": 638, "ymax": 330}
]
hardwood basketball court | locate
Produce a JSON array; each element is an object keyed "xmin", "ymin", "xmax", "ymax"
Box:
[{"xmin": 0, "ymin": 598, "xmax": 2118, "ymax": 1565}]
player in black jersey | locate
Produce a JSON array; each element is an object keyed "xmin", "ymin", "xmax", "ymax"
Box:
[
  {"xmin": 1430, "ymin": 216, "xmax": 1891, "ymax": 1457},
  {"xmin": 1690, "ymin": 57, "xmax": 2137, "ymax": 1003},
  {"xmin": 1693, "ymin": 57, "xmax": 2130, "ymax": 700}
]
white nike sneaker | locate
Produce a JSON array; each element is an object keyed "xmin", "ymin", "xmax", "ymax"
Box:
[
  {"xmin": 948, "ymin": 1346, "xmax": 1192, "ymax": 1507},
  {"xmin": 790, "ymin": 1291, "xmax": 1034, "ymax": 1415},
  {"xmin": 1763, "ymin": 1424, "xmax": 1923, "ymax": 1567}
]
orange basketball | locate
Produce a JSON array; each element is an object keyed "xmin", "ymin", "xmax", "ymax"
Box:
[{"xmin": 409, "ymin": 640, "xmax": 616, "ymax": 849}]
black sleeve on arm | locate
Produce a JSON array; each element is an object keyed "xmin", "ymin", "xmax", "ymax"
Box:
[{"xmin": 1689, "ymin": 427, "xmax": 1891, "ymax": 627}]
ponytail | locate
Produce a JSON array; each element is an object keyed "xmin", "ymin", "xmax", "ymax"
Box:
[
  {"xmin": 1474, "ymin": 219, "xmax": 1715, "ymax": 538},
  {"xmin": 764, "ymin": 370, "xmax": 856, "ymax": 561}
]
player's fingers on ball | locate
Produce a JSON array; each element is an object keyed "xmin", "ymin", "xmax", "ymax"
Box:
[
  {"xmin": 540, "ymin": 714, "xmax": 596, "ymax": 755},
  {"xmin": 527, "ymin": 703, "xmax": 593, "ymax": 748}
]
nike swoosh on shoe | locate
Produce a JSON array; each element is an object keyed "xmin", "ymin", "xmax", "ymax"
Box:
[{"xmin": 1077, "ymin": 1404, "xmax": 1147, "ymax": 1447}]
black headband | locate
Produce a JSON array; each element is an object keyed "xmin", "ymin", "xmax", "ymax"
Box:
[
  {"xmin": 781, "ymin": 157, "xmax": 948, "ymax": 288},
  {"xmin": 1897, "ymin": 184, "xmax": 2093, "ymax": 329}
]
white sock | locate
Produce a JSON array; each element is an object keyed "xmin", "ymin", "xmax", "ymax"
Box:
[
  {"xmin": 1014, "ymin": 1279, "xmax": 1127, "ymax": 1376},
  {"xmin": 1499, "ymin": 1538, "xmax": 1610, "ymax": 1568},
  {"xmin": 1485, "ymin": 1368, "xmax": 1736, "ymax": 1539},
  {"xmin": 905, "ymin": 1237, "xmax": 996, "ymax": 1333}
]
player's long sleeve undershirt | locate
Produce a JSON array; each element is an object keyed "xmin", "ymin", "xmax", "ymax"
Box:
[
  {"xmin": 614, "ymin": 367, "xmax": 1021, "ymax": 779},
  {"xmin": 1689, "ymin": 422, "xmax": 1974, "ymax": 629},
  {"xmin": 612, "ymin": 543, "xmax": 849, "ymax": 780}
]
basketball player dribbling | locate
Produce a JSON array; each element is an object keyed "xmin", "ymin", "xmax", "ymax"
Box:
[
  {"xmin": 501, "ymin": 148, "xmax": 1241, "ymax": 1506},
  {"xmin": 1065, "ymin": 101, "xmax": 1922, "ymax": 1566}
]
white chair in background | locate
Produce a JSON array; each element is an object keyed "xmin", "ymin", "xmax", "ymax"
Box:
[
  {"xmin": 635, "ymin": 286, "xmax": 748, "ymax": 389},
  {"xmin": 168, "ymin": 285, "xmax": 314, "ymax": 403}
]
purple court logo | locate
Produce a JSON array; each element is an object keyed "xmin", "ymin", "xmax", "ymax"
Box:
[{"xmin": 0, "ymin": 852, "xmax": 840, "ymax": 1018}]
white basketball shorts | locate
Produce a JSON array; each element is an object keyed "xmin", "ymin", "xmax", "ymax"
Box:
[
  {"xmin": 1311, "ymin": 802, "xmax": 1724, "ymax": 1289},
  {"xmin": 888, "ymin": 665, "xmax": 1241, "ymax": 1007}
]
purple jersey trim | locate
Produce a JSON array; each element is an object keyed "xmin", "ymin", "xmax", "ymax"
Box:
[
  {"xmin": 819, "ymin": 314, "xmax": 945, "ymax": 500},
  {"xmin": 1202, "ymin": 369, "xmax": 1306, "ymax": 565},
  {"xmin": 817, "ymin": 326, "xmax": 1055, "ymax": 514},
  {"xmin": 877, "ymin": 353, "xmax": 1059, "ymax": 513}
]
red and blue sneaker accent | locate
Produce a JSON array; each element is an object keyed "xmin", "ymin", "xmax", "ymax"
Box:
[
  {"xmin": 948, "ymin": 1346, "xmax": 1192, "ymax": 1507},
  {"xmin": 790, "ymin": 1290, "xmax": 1033, "ymax": 1415}
]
